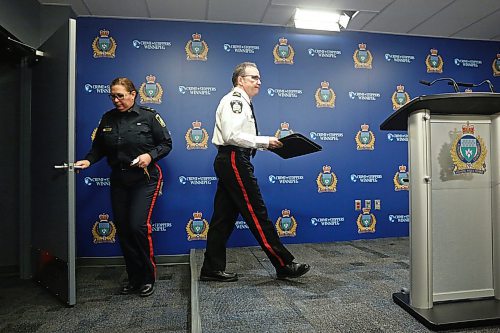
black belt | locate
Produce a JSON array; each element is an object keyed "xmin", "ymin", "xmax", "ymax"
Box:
[
  {"xmin": 218, "ymin": 145, "xmax": 252, "ymax": 156},
  {"xmin": 114, "ymin": 163, "xmax": 147, "ymax": 172}
]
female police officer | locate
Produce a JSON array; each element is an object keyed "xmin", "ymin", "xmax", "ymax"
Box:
[{"xmin": 75, "ymin": 77, "xmax": 172, "ymax": 297}]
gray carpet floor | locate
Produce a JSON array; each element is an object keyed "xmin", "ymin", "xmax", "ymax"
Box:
[
  {"xmin": 196, "ymin": 237, "xmax": 500, "ymax": 333},
  {"xmin": 0, "ymin": 264, "xmax": 190, "ymax": 333},
  {"xmin": 3, "ymin": 238, "xmax": 500, "ymax": 333}
]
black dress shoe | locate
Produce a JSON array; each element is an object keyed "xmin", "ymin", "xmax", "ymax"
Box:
[
  {"xmin": 200, "ymin": 270, "xmax": 238, "ymax": 282},
  {"xmin": 276, "ymin": 262, "xmax": 311, "ymax": 279},
  {"xmin": 119, "ymin": 284, "xmax": 139, "ymax": 295},
  {"xmin": 139, "ymin": 283, "xmax": 155, "ymax": 297}
]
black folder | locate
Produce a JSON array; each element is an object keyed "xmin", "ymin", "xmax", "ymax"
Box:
[{"xmin": 271, "ymin": 133, "xmax": 322, "ymax": 159}]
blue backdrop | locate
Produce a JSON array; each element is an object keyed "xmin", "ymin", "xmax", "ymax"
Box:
[{"xmin": 75, "ymin": 16, "xmax": 500, "ymax": 257}]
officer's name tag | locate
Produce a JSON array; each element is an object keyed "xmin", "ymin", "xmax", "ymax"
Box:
[{"xmin": 103, "ymin": 127, "xmax": 112, "ymax": 132}]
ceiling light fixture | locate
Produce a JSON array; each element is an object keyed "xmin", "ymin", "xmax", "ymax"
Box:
[{"xmin": 294, "ymin": 8, "xmax": 357, "ymax": 32}]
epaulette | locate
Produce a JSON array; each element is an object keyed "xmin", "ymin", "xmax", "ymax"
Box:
[
  {"xmin": 232, "ymin": 91, "xmax": 242, "ymax": 97},
  {"xmin": 140, "ymin": 106, "xmax": 156, "ymax": 112}
]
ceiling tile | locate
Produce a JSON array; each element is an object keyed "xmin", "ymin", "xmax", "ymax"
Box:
[
  {"xmin": 146, "ymin": 0, "xmax": 207, "ymax": 20},
  {"xmin": 452, "ymin": 10, "xmax": 500, "ymax": 40},
  {"xmin": 34, "ymin": 0, "xmax": 500, "ymax": 40},
  {"xmin": 84, "ymin": 0, "xmax": 149, "ymax": 18},
  {"xmin": 346, "ymin": 12, "xmax": 378, "ymax": 30},
  {"xmin": 409, "ymin": 0, "xmax": 500, "ymax": 37},
  {"xmin": 328, "ymin": 0, "xmax": 394, "ymax": 12},
  {"xmin": 38, "ymin": 0, "xmax": 90, "ymax": 15},
  {"xmin": 271, "ymin": 0, "xmax": 332, "ymax": 9},
  {"xmin": 262, "ymin": 5, "xmax": 296, "ymax": 26},
  {"xmin": 362, "ymin": 0, "xmax": 454, "ymax": 34},
  {"xmin": 208, "ymin": 0, "xmax": 269, "ymax": 23}
]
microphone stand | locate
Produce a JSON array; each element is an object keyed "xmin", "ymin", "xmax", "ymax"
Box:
[
  {"xmin": 419, "ymin": 78, "xmax": 459, "ymax": 93},
  {"xmin": 448, "ymin": 80, "xmax": 496, "ymax": 93},
  {"xmin": 478, "ymin": 80, "xmax": 495, "ymax": 93}
]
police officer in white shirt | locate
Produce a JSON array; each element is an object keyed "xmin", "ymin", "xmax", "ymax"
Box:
[{"xmin": 200, "ymin": 62, "xmax": 310, "ymax": 282}]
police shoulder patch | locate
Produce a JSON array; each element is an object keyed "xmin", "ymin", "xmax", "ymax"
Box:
[
  {"xmin": 232, "ymin": 91, "xmax": 242, "ymax": 97},
  {"xmin": 155, "ymin": 114, "xmax": 166, "ymax": 127},
  {"xmin": 230, "ymin": 100, "xmax": 243, "ymax": 113}
]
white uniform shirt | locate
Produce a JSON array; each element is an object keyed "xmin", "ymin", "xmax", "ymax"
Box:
[{"xmin": 212, "ymin": 87, "xmax": 269, "ymax": 149}]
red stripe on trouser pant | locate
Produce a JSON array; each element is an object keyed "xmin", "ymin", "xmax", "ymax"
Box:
[
  {"xmin": 145, "ymin": 163, "xmax": 162, "ymax": 279},
  {"xmin": 230, "ymin": 151, "xmax": 285, "ymax": 267}
]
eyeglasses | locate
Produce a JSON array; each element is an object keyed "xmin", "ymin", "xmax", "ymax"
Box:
[
  {"xmin": 108, "ymin": 93, "xmax": 129, "ymax": 100},
  {"xmin": 242, "ymin": 75, "xmax": 261, "ymax": 81}
]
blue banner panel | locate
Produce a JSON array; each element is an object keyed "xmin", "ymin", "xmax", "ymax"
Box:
[{"xmin": 76, "ymin": 17, "xmax": 500, "ymax": 257}]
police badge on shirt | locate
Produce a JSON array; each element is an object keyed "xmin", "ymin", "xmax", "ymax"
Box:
[{"xmin": 230, "ymin": 100, "xmax": 243, "ymax": 114}]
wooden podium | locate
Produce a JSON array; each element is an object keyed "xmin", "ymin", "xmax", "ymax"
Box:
[{"xmin": 381, "ymin": 93, "xmax": 500, "ymax": 330}]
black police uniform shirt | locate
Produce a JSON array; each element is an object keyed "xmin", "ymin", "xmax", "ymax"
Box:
[
  {"xmin": 212, "ymin": 87, "xmax": 269, "ymax": 149},
  {"xmin": 85, "ymin": 104, "xmax": 172, "ymax": 168}
]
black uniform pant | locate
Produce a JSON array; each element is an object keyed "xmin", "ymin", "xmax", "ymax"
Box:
[
  {"xmin": 110, "ymin": 163, "xmax": 163, "ymax": 286},
  {"xmin": 202, "ymin": 149, "xmax": 294, "ymax": 272}
]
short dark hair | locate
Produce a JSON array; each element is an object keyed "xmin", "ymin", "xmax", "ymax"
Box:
[
  {"xmin": 110, "ymin": 77, "xmax": 137, "ymax": 93},
  {"xmin": 231, "ymin": 62, "xmax": 257, "ymax": 87}
]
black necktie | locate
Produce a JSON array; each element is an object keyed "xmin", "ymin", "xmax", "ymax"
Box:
[{"xmin": 250, "ymin": 102, "xmax": 258, "ymax": 157}]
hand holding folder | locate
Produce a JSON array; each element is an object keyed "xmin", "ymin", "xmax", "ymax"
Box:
[{"xmin": 271, "ymin": 133, "xmax": 322, "ymax": 159}]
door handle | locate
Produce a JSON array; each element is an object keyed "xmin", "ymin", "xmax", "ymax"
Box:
[
  {"xmin": 54, "ymin": 163, "xmax": 84, "ymax": 171},
  {"xmin": 54, "ymin": 163, "xmax": 69, "ymax": 169}
]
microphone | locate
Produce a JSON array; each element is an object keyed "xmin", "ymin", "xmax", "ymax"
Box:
[
  {"xmin": 419, "ymin": 78, "xmax": 459, "ymax": 93},
  {"xmin": 448, "ymin": 81, "xmax": 474, "ymax": 87},
  {"xmin": 447, "ymin": 80, "xmax": 495, "ymax": 93}
]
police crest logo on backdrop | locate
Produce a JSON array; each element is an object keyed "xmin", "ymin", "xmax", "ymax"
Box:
[
  {"xmin": 185, "ymin": 121, "xmax": 209, "ymax": 150},
  {"xmin": 355, "ymin": 200, "xmax": 380, "ymax": 234},
  {"xmin": 353, "ymin": 43, "xmax": 372, "ymax": 69},
  {"xmin": 275, "ymin": 122, "xmax": 293, "ymax": 139},
  {"xmin": 273, "ymin": 37, "xmax": 295, "ymax": 64},
  {"xmin": 356, "ymin": 208, "xmax": 377, "ymax": 233},
  {"xmin": 426, "ymin": 48, "xmax": 444, "ymax": 73},
  {"xmin": 493, "ymin": 54, "xmax": 500, "ymax": 76},
  {"xmin": 139, "ymin": 75, "xmax": 163, "ymax": 104},
  {"xmin": 185, "ymin": 33, "xmax": 209, "ymax": 61},
  {"xmin": 355, "ymin": 124, "xmax": 375, "ymax": 150},
  {"xmin": 92, "ymin": 29, "xmax": 116, "ymax": 58},
  {"xmin": 394, "ymin": 165, "xmax": 409, "ymax": 191},
  {"xmin": 92, "ymin": 213, "xmax": 116, "ymax": 244},
  {"xmin": 276, "ymin": 209, "xmax": 297, "ymax": 237},
  {"xmin": 391, "ymin": 84, "xmax": 410, "ymax": 111},
  {"xmin": 315, "ymin": 81, "xmax": 336, "ymax": 108},
  {"xmin": 317, "ymin": 165, "xmax": 338, "ymax": 193},
  {"xmin": 186, "ymin": 212, "xmax": 209, "ymax": 241},
  {"xmin": 450, "ymin": 123, "xmax": 487, "ymax": 175}
]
